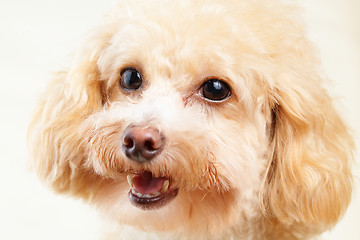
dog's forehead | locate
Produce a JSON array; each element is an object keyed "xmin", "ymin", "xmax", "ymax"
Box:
[{"xmin": 98, "ymin": 1, "xmax": 270, "ymax": 88}]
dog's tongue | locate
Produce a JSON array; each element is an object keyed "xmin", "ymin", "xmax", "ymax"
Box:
[{"xmin": 132, "ymin": 171, "xmax": 166, "ymax": 194}]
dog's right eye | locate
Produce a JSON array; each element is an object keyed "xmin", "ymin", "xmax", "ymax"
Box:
[{"xmin": 119, "ymin": 68, "xmax": 143, "ymax": 91}]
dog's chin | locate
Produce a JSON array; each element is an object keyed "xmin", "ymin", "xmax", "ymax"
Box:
[{"xmin": 126, "ymin": 171, "xmax": 179, "ymax": 210}]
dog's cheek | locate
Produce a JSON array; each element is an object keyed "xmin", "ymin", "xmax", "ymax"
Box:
[
  {"xmin": 208, "ymin": 113, "xmax": 269, "ymax": 195},
  {"xmin": 78, "ymin": 110, "xmax": 127, "ymax": 178}
]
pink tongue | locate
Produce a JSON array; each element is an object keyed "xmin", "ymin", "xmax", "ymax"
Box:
[{"xmin": 132, "ymin": 171, "xmax": 167, "ymax": 194}]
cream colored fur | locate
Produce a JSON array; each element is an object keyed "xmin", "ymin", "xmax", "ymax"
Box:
[{"xmin": 28, "ymin": 0, "xmax": 354, "ymax": 239}]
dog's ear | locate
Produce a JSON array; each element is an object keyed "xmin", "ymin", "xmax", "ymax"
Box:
[
  {"xmin": 28, "ymin": 27, "xmax": 114, "ymax": 195},
  {"xmin": 262, "ymin": 71, "xmax": 354, "ymax": 230}
]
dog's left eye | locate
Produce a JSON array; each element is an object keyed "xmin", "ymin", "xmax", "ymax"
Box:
[
  {"xmin": 119, "ymin": 68, "xmax": 143, "ymax": 91},
  {"xmin": 200, "ymin": 79, "xmax": 231, "ymax": 101}
]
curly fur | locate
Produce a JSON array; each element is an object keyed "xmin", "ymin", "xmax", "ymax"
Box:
[{"xmin": 28, "ymin": 0, "xmax": 354, "ymax": 239}]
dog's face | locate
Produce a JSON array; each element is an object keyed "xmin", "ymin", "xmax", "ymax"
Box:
[
  {"xmin": 80, "ymin": 3, "xmax": 271, "ymax": 231},
  {"xmin": 29, "ymin": 0, "xmax": 354, "ymax": 238}
]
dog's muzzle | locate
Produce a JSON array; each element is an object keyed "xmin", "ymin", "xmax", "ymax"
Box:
[{"xmin": 122, "ymin": 125, "xmax": 178, "ymax": 210}]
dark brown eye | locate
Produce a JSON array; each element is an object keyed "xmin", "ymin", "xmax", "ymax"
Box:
[
  {"xmin": 200, "ymin": 79, "xmax": 231, "ymax": 101},
  {"xmin": 119, "ymin": 68, "xmax": 142, "ymax": 91}
]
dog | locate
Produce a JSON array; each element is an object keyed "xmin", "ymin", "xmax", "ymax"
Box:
[{"xmin": 28, "ymin": 0, "xmax": 354, "ymax": 239}]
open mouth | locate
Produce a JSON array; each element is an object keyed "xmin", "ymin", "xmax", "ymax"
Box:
[{"xmin": 127, "ymin": 171, "xmax": 178, "ymax": 210}]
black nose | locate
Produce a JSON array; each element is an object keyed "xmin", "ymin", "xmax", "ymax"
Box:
[{"xmin": 122, "ymin": 126, "xmax": 164, "ymax": 163}]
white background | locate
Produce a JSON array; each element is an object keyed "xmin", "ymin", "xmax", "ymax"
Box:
[{"xmin": 0, "ymin": 0, "xmax": 359, "ymax": 239}]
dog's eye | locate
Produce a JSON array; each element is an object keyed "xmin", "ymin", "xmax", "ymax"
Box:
[
  {"xmin": 119, "ymin": 68, "xmax": 143, "ymax": 91},
  {"xmin": 200, "ymin": 79, "xmax": 231, "ymax": 101}
]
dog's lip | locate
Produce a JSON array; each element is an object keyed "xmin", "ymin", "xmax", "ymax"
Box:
[
  {"xmin": 128, "ymin": 188, "xmax": 178, "ymax": 210},
  {"xmin": 127, "ymin": 171, "xmax": 178, "ymax": 210}
]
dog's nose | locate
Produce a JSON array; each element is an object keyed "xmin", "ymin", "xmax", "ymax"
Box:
[{"xmin": 122, "ymin": 126, "xmax": 164, "ymax": 163}]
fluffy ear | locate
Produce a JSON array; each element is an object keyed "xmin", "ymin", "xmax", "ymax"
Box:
[
  {"xmin": 28, "ymin": 26, "xmax": 114, "ymax": 196},
  {"xmin": 262, "ymin": 71, "xmax": 354, "ymax": 231}
]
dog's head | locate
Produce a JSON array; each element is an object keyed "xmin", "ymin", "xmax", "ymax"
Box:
[{"xmin": 28, "ymin": 0, "xmax": 354, "ymax": 238}]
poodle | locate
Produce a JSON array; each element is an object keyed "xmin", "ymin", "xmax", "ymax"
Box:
[{"xmin": 28, "ymin": 0, "xmax": 354, "ymax": 239}]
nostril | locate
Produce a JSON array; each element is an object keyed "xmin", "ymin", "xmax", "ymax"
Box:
[
  {"xmin": 143, "ymin": 139, "xmax": 157, "ymax": 152},
  {"xmin": 123, "ymin": 136, "xmax": 134, "ymax": 149}
]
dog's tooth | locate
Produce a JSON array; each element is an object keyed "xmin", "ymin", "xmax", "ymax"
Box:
[
  {"xmin": 161, "ymin": 180, "xmax": 169, "ymax": 193},
  {"xmin": 135, "ymin": 192, "xmax": 143, "ymax": 198},
  {"xmin": 127, "ymin": 175, "xmax": 133, "ymax": 188},
  {"xmin": 152, "ymin": 191, "xmax": 161, "ymax": 197}
]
